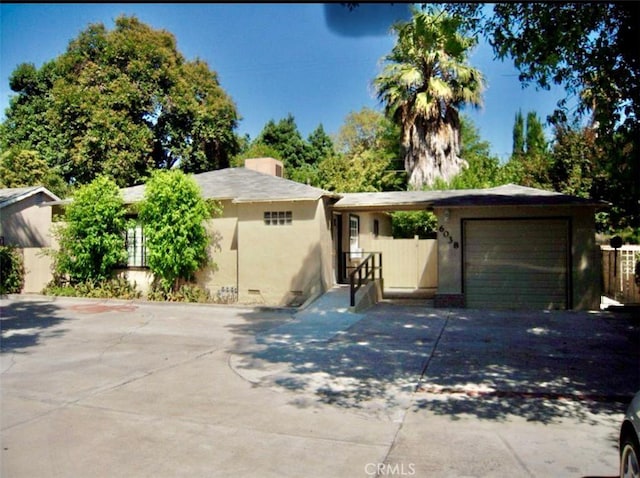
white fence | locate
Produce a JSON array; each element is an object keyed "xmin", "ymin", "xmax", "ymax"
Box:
[{"xmin": 602, "ymin": 245, "xmax": 640, "ymax": 304}]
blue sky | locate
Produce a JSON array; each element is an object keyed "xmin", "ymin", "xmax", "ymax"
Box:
[{"xmin": 0, "ymin": 3, "xmax": 572, "ymax": 161}]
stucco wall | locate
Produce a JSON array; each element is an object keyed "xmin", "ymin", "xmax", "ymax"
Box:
[
  {"xmin": 1, "ymin": 193, "xmax": 54, "ymax": 247},
  {"xmin": 21, "ymin": 248, "xmax": 54, "ymax": 293},
  {"xmin": 433, "ymin": 205, "xmax": 601, "ymax": 310},
  {"xmin": 101, "ymin": 198, "xmax": 332, "ymax": 306},
  {"xmin": 337, "ymin": 211, "xmax": 392, "ymax": 258},
  {"xmin": 195, "ymin": 200, "xmax": 239, "ymax": 299},
  {"xmin": 236, "ymin": 199, "xmax": 332, "ymax": 305}
]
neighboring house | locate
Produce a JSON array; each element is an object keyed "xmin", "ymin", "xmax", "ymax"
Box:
[
  {"xmin": 0, "ymin": 186, "xmax": 60, "ymax": 292},
  {"xmin": 0, "ymin": 186, "xmax": 59, "ymax": 247},
  {"xmin": 118, "ymin": 158, "xmax": 340, "ymax": 306}
]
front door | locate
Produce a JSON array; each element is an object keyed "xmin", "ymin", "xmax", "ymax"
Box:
[{"xmin": 333, "ymin": 214, "xmax": 346, "ymax": 283}]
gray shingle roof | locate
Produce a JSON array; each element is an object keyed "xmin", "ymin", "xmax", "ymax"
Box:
[
  {"xmin": 120, "ymin": 167, "xmax": 337, "ymax": 204},
  {"xmin": 334, "ymin": 184, "xmax": 608, "ymax": 210},
  {"xmin": 0, "ymin": 186, "xmax": 60, "ymax": 208}
]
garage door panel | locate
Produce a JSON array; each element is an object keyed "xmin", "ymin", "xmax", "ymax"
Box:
[
  {"xmin": 465, "ymin": 244, "xmax": 568, "ymax": 253},
  {"xmin": 464, "ymin": 219, "xmax": 569, "ymax": 310}
]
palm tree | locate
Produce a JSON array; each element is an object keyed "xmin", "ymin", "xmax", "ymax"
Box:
[{"xmin": 374, "ymin": 8, "xmax": 485, "ymax": 189}]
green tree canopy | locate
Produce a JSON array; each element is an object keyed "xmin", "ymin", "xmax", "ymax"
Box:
[
  {"xmin": 250, "ymin": 115, "xmax": 336, "ymax": 186},
  {"xmin": 306, "ymin": 124, "xmax": 335, "ymax": 166},
  {"xmin": 0, "ymin": 148, "xmax": 67, "ymax": 197},
  {"xmin": 256, "ymin": 114, "xmax": 309, "ymax": 174},
  {"xmin": 0, "ymin": 15, "xmax": 239, "ymax": 188},
  {"xmin": 52, "ymin": 176, "xmax": 127, "ymax": 283},
  {"xmin": 431, "ymin": 115, "xmax": 510, "ymax": 190},
  {"xmin": 512, "ymin": 110, "xmax": 525, "ymax": 158},
  {"xmin": 374, "ymin": 7, "xmax": 485, "ymax": 190},
  {"xmin": 502, "ymin": 111, "xmax": 552, "ymax": 190},
  {"xmin": 525, "ymin": 112, "xmax": 547, "ymax": 157},
  {"xmin": 317, "ymin": 107, "xmax": 403, "ymax": 192},
  {"xmin": 440, "ymin": 2, "xmax": 639, "ymax": 232},
  {"xmin": 549, "ymin": 122, "xmax": 599, "ymax": 199}
]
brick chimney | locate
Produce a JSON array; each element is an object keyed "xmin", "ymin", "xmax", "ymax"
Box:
[{"xmin": 244, "ymin": 157, "xmax": 283, "ymax": 177}]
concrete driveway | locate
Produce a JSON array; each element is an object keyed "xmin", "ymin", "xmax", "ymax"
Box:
[{"xmin": 1, "ymin": 294, "xmax": 638, "ymax": 477}]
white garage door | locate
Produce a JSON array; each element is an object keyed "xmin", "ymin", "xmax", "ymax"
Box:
[{"xmin": 464, "ymin": 219, "xmax": 569, "ymax": 310}]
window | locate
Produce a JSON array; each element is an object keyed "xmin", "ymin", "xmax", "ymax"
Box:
[
  {"xmin": 373, "ymin": 219, "xmax": 380, "ymax": 237},
  {"xmin": 349, "ymin": 214, "xmax": 360, "ymax": 257},
  {"xmin": 125, "ymin": 224, "xmax": 147, "ymax": 268},
  {"xmin": 264, "ymin": 211, "xmax": 292, "ymax": 225}
]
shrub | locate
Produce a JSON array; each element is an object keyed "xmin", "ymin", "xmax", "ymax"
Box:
[
  {"xmin": 53, "ymin": 176, "xmax": 127, "ymax": 282},
  {"xmin": 42, "ymin": 277, "xmax": 141, "ymax": 299},
  {"xmin": 139, "ymin": 170, "xmax": 219, "ymax": 292},
  {"xmin": 0, "ymin": 245, "xmax": 24, "ymax": 294},
  {"xmin": 391, "ymin": 211, "xmax": 438, "ymax": 239},
  {"xmin": 147, "ymin": 283, "xmax": 211, "ymax": 303}
]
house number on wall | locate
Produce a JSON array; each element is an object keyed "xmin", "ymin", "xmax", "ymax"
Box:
[{"xmin": 438, "ymin": 225, "xmax": 459, "ymax": 249}]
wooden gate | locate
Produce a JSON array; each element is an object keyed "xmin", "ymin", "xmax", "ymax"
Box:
[
  {"xmin": 372, "ymin": 236, "xmax": 437, "ymax": 290},
  {"xmin": 602, "ymin": 245, "xmax": 640, "ymax": 304}
]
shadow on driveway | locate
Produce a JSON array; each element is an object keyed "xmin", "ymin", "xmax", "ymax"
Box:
[
  {"xmin": 228, "ymin": 304, "xmax": 640, "ymax": 424},
  {"xmin": 414, "ymin": 308, "xmax": 639, "ymax": 424},
  {"xmin": 228, "ymin": 304, "xmax": 445, "ymax": 416},
  {"xmin": 1, "ymin": 299, "xmax": 68, "ymax": 353}
]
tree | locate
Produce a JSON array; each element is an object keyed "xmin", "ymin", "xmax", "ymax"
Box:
[
  {"xmin": 525, "ymin": 112, "xmax": 546, "ymax": 157},
  {"xmin": 512, "ymin": 110, "xmax": 525, "ymax": 158},
  {"xmin": 0, "ymin": 148, "xmax": 67, "ymax": 197},
  {"xmin": 484, "ymin": 3, "xmax": 638, "ymax": 137},
  {"xmin": 549, "ymin": 122, "xmax": 600, "ymax": 198},
  {"xmin": 374, "ymin": 7, "xmax": 485, "ymax": 190},
  {"xmin": 441, "ymin": 2, "xmax": 639, "ymax": 231},
  {"xmin": 439, "ymin": 115, "xmax": 504, "ymax": 189},
  {"xmin": 502, "ymin": 110, "xmax": 553, "ymax": 190},
  {"xmin": 139, "ymin": 169, "xmax": 217, "ymax": 292},
  {"xmin": 0, "ymin": 246, "xmax": 25, "ymax": 294},
  {"xmin": 334, "ymin": 107, "xmax": 401, "ymax": 159},
  {"xmin": 306, "ymin": 124, "xmax": 335, "ymax": 166},
  {"xmin": 232, "ymin": 141, "xmax": 283, "ymax": 168},
  {"xmin": 289, "ymin": 124, "xmax": 335, "ymax": 185},
  {"xmin": 317, "ymin": 107, "xmax": 403, "ymax": 192},
  {"xmin": 0, "ymin": 15, "xmax": 239, "ymax": 187},
  {"xmin": 256, "ymin": 115, "xmax": 309, "ymax": 174},
  {"xmin": 52, "ymin": 176, "xmax": 127, "ymax": 283},
  {"xmin": 391, "ymin": 210, "xmax": 437, "ymax": 239}
]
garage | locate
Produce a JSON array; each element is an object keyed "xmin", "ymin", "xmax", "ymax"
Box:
[
  {"xmin": 333, "ymin": 184, "xmax": 604, "ymax": 310},
  {"xmin": 463, "ymin": 218, "xmax": 570, "ymax": 309}
]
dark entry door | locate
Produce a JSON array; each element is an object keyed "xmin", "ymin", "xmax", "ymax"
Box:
[{"xmin": 334, "ymin": 214, "xmax": 346, "ymax": 283}]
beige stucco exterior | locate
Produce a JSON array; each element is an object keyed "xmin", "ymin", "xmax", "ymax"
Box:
[
  {"xmin": 195, "ymin": 200, "xmax": 239, "ymax": 298},
  {"xmin": 235, "ymin": 198, "xmax": 333, "ymax": 305},
  {"xmin": 21, "ymin": 248, "xmax": 55, "ymax": 293},
  {"xmin": 433, "ymin": 205, "xmax": 601, "ymax": 310},
  {"xmin": 1, "ymin": 191, "xmax": 55, "ymax": 248},
  {"xmin": 1, "ymin": 188, "xmax": 60, "ymax": 293},
  {"xmin": 120, "ymin": 198, "xmax": 335, "ymax": 306}
]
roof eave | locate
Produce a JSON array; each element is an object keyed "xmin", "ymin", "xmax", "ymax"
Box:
[{"xmin": 1, "ymin": 186, "xmax": 61, "ymax": 209}]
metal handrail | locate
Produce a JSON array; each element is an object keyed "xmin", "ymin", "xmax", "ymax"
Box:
[{"xmin": 348, "ymin": 252, "xmax": 382, "ymax": 307}]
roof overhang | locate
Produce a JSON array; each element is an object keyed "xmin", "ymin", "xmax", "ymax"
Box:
[
  {"xmin": 332, "ymin": 185, "xmax": 609, "ymax": 213},
  {"xmin": 1, "ymin": 186, "xmax": 61, "ymax": 209}
]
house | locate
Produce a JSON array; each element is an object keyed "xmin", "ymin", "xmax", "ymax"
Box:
[
  {"xmin": 0, "ymin": 186, "xmax": 60, "ymax": 292},
  {"xmin": 41, "ymin": 158, "xmax": 606, "ymax": 310},
  {"xmin": 333, "ymin": 184, "xmax": 606, "ymax": 310},
  {"xmin": 117, "ymin": 158, "xmax": 339, "ymax": 306}
]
